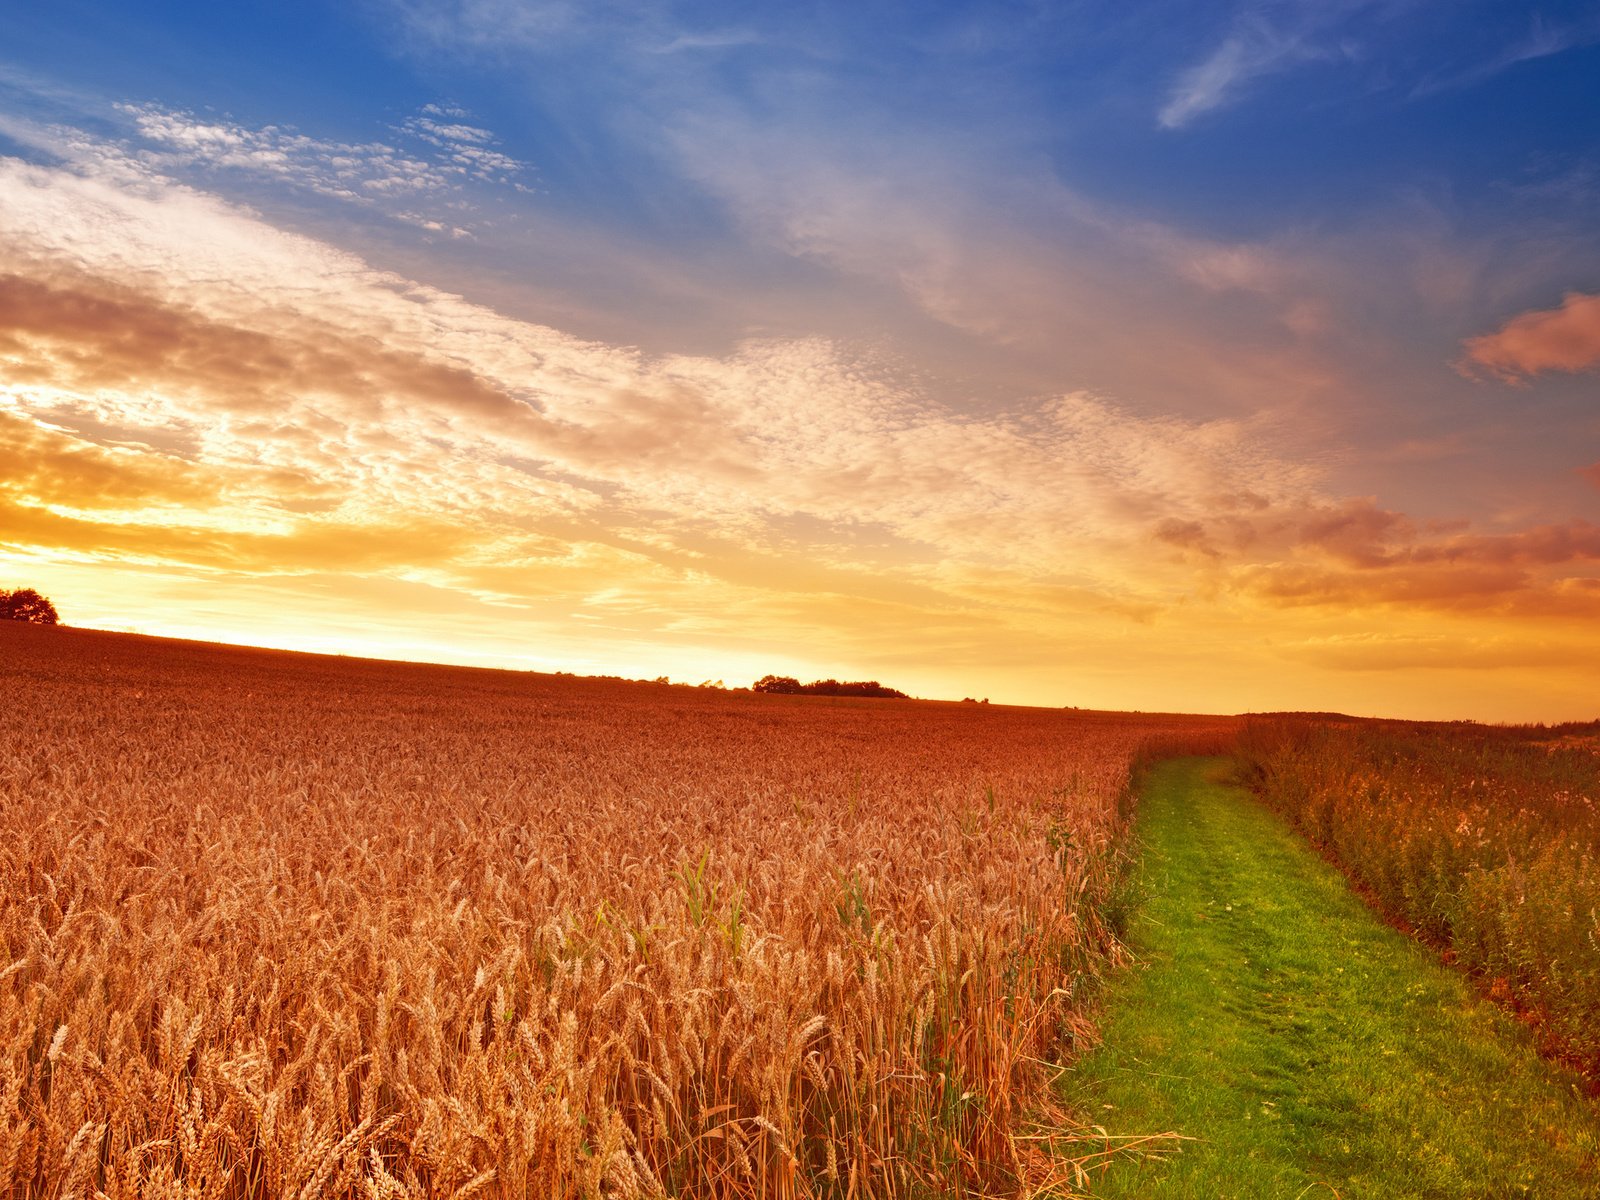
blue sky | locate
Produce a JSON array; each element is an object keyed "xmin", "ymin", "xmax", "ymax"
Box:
[
  {"xmin": 13, "ymin": 2, "xmax": 1600, "ymax": 270},
  {"xmin": 2, "ymin": 1, "xmax": 1600, "ymax": 718}
]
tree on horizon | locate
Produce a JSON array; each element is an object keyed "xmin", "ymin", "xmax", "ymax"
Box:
[
  {"xmin": 753, "ymin": 674, "xmax": 907, "ymax": 699},
  {"xmin": 0, "ymin": 588, "xmax": 60, "ymax": 625}
]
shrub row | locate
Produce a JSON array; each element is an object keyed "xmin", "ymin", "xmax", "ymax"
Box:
[{"xmin": 1236, "ymin": 718, "xmax": 1600, "ymax": 1066}]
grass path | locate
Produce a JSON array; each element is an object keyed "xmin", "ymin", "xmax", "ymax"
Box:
[{"xmin": 1063, "ymin": 757, "xmax": 1600, "ymax": 1198}]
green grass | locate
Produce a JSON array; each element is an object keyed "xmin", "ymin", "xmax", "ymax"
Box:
[{"xmin": 1062, "ymin": 757, "xmax": 1600, "ymax": 1199}]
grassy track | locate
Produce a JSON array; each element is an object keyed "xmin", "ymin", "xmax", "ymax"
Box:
[{"xmin": 1064, "ymin": 757, "xmax": 1600, "ymax": 1199}]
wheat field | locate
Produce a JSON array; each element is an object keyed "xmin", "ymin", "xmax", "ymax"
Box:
[{"xmin": 1, "ymin": 623, "xmax": 1233, "ymax": 1198}]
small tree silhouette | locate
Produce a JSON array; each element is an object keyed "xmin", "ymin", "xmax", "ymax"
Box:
[
  {"xmin": 0, "ymin": 588, "xmax": 60, "ymax": 625},
  {"xmin": 752, "ymin": 674, "xmax": 908, "ymax": 698}
]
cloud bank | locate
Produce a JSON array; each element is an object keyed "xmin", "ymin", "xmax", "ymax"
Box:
[{"xmin": 3, "ymin": 94, "xmax": 1599, "ymax": 718}]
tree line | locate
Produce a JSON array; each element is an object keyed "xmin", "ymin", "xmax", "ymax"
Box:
[{"xmin": 752, "ymin": 675, "xmax": 908, "ymax": 699}]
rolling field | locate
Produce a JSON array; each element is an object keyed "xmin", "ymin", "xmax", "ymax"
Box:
[{"xmin": 0, "ymin": 623, "xmax": 1232, "ymax": 1198}]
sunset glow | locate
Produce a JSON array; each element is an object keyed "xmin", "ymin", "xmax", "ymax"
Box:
[{"xmin": 4, "ymin": 3, "xmax": 1599, "ymax": 719}]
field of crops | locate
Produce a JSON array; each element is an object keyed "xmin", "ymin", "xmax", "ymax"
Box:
[
  {"xmin": 1236, "ymin": 717, "xmax": 1600, "ymax": 1070},
  {"xmin": 0, "ymin": 622, "xmax": 1233, "ymax": 1198}
]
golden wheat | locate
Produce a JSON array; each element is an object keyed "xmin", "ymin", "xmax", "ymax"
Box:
[{"xmin": 0, "ymin": 622, "xmax": 1233, "ymax": 1197}]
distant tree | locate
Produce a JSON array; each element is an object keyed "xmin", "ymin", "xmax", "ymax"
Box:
[
  {"xmin": 809, "ymin": 679, "xmax": 909, "ymax": 699},
  {"xmin": 0, "ymin": 588, "xmax": 59, "ymax": 625},
  {"xmin": 754, "ymin": 674, "xmax": 908, "ymax": 699}
]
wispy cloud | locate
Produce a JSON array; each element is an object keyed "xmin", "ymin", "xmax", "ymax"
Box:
[
  {"xmin": 380, "ymin": 0, "xmax": 653, "ymax": 55},
  {"xmin": 1232, "ymin": 504, "xmax": 1600, "ymax": 620},
  {"xmin": 112, "ymin": 101, "xmax": 530, "ymax": 230},
  {"xmin": 1158, "ymin": 4, "xmax": 1375, "ymax": 130},
  {"xmin": 1160, "ymin": 23, "xmax": 1312, "ymax": 130},
  {"xmin": 659, "ymin": 101, "xmax": 1358, "ymax": 429},
  {"xmin": 652, "ymin": 30, "xmax": 764, "ymax": 55},
  {"xmin": 1412, "ymin": 14, "xmax": 1600, "ymax": 98},
  {"xmin": 0, "ymin": 93, "xmax": 534, "ymax": 239}
]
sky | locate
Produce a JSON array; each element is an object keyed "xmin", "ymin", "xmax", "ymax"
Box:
[{"xmin": 2, "ymin": 1, "xmax": 1599, "ymax": 720}]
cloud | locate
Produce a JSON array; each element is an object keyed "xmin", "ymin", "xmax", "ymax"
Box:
[
  {"xmin": 0, "ymin": 146, "xmax": 1322, "ymax": 605},
  {"xmin": 1460, "ymin": 291, "xmax": 1600, "ymax": 381},
  {"xmin": 0, "ymin": 269, "xmax": 546, "ymax": 435},
  {"xmin": 1158, "ymin": 4, "xmax": 1371, "ymax": 130},
  {"xmin": 395, "ymin": 112, "xmax": 531, "ymax": 184},
  {"xmin": 0, "ymin": 99, "xmax": 533, "ymax": 238},
  {"xmin": 1245, "ymin": 560, "xmax": 1600, "ymax": 620},
  {"xmin": 1279, "ymin": 632, "xmax": 1580, "ymax": 672},
  {"xmin": 1412, "ymin": 14, "xmax": 1600, "ymax": 97},
  {"xmin": 1159, "ymin": 28, "xmax": 1306, "ymax": 130},
  {"xmin": 653, "ymin": 30, "xmax": 765, "ymax": 54},
  {"xmin": 6, "ymin": 140, "xmax": 1592, "ymax": 635},
  {"xmin": 1291, "ymin": 497, "xmax": 1411, "ymax": 567},
  {"xmin": 1157, "ymin": 4, "xmax": 1600, "ymax": 129},
  {"xmin": 1234, "ymin": 510, "xmax": 1600, "ymax": 618},
  {"xmin": 0, "ymin": 409, "xmax": 220, "ymax": 511},
  {"xmin": 1154, "ymin": 517, "xmax": 1217, "ymax": 556},
  {"xmin": 658, "ymin": 102, "xmax": 1362, "ymax": 434},
  {"xmin": 1405, "ymin": 521, "xmax": 1600, "ymax": 568}
]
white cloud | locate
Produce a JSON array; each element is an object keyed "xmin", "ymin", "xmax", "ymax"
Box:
[
  {"xmin": 1158, "ymin": 3, "xmax": 1375, "ymax": 130},
  {"xmin": 657, "ymin": 104, "xmax": 1351, "ymax": 434},
  {"xmin": 104, "ymin": 101, "xmax": 529, "ymax": 230},
  {"xmin": 652, "ymin": 30, "xmax": 765, "ymax": 54},
  {"xmin": 396, "ymin": 113, "xmax": 531, "ymax": 183}
]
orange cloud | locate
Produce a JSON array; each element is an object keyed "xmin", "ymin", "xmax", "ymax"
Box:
[
  {"xmin": 1279, "ymin": 633, "xmax": 1581, "ymax": 673},
  {"xmin": 0, "ymin": 271, "xmax": 544, "ymax": 433},
  {"xmin": 1406, "ymin": 521, "xmax": 1600, "ymax": 568},
  {"xmin": 1153, "ymin": 517, "xmax": 1216, "ymax": 555},
  {"xmin": 0, "ymin": 409, "xmax": 219, "ymax": 510},
  {"xmin": 1291, "ymin": 497, "xmax": 1412, "ymax": 567},
  {"xmin": 1460, "ymin": 291, "xmax": 1600, "ymax": 382},
  {"xmin": 1237, "ymin": 516, "xmax": 1600, "ymax": 620},
  {"xmin": 0, "ymin": 410, "xmax": 487, "ymax": 578}
]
